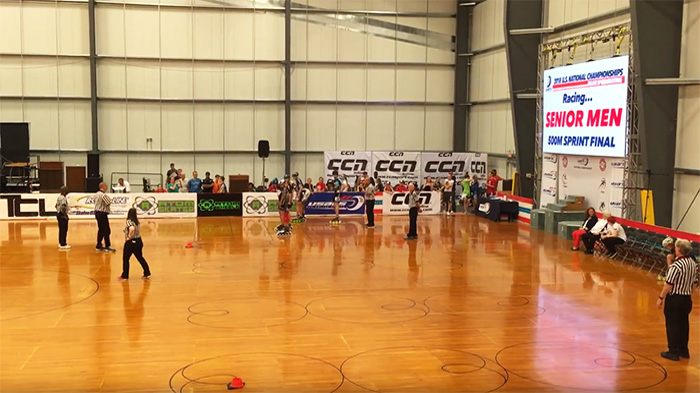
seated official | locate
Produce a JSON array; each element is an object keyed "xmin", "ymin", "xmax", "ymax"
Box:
[
  {"xmin": 571, "ymin": 207, "xmax": 599, "ymax": 251},
  {"xmin": 600, "ymin": 216, "xmax": 626, "ymax": 256},
  {"xmin": 581, "ymin": 211, "xmax": 611, "ymax": 254}
]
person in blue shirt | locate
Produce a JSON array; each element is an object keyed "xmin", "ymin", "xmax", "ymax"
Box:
[{"xmin": 188, "ymin": 171, "xmax": 203, "ymax": 193}]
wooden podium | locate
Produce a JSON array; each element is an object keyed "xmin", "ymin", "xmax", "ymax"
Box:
[
  {"xmin": 229, "ymin": 175, "xmax": 249, "ymax": 193},
  {"xmin": 38, "ymin": 161, "xmax": 64, "ymax": 193}
]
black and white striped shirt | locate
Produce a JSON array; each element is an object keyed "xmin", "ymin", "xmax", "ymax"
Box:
[
  {"xmin": 94, "ymin": 190, "xmax": 111, "ymax": 213},
  {"xmin": 666, "ymin": 256, "xmax": 697, "ymax": 295}
]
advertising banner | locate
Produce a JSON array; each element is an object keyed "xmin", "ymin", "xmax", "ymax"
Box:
[
  {"xmin": 197, "ymin": 193, "xmax": 243, "ymax": 217},
  {"xmin": 382, "ymin": 191, "xmax": 440, "ymax": 215},
  {"xmin": 372, "ymin": 151, "xmax": 421, "ymax": 184},
  {"xmin": 305, "ymin": 192, "xmax": 365, "ymax": 216},
  {"xmin": 466, "ymin": 153, "xmax": 489, "ymax": 182},
  {"xmin": 324, "ymin": 151, "xmax": 372, "ymax": 181},
  {"xmin": 558, "ymin": 155, "xmax": 623, "ymax": 214},
  {"xmin": 243, "ymin": 192, "xmax": 284, "ymax": 217},
  {"xmin": 420, "ymin": 152, "xmax": 470, "ymax": 182},
  {"xmin": 543, "ymin": 56, "xmax": 629, "ymax": 158},
  {"xmin": 0, "ymin": 193, "xmax": 197, "ymax": 220},
  {"xmin": 539, "ymin": 153, "xmax": 559, "ymax": 209}
]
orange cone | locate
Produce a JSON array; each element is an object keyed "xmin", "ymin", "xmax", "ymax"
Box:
[
  {"xmin": 185, "ymin": 242, "xmax": 193, "ymax": 248},
  {"xmin": 227, "ymin": 377, "xmax": 245, "ymax": 390}
]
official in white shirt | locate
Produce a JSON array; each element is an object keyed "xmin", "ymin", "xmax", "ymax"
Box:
[
  {"xmin": 581, "ymin": 211, "xmax": 611, "ymax": 254},
  {"xmin": 600, "ymin": 216, "xmax": 626, "ymax": 256},
  {"xmin": 115, "ymin": 178, "xmax": 131, "ymax": 193}
]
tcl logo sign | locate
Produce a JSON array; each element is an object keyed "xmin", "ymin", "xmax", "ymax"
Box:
[
  {"xmin": 424, "ymin": 161, "xmax": 465, "ymax": 173},
  {"xmin": 376, "ymin": 160, "xmax": 417, "ymax": 172},
  {"xmin": 1, "ymin": 195, "xmax": 55, "ymax": 217},
  {"xmin": 391, "ymin": 192, "xmax": 432, "ymax": 205},
  {"xmin": 327, "ymin": 159, "xmax": 369, "ymax": 172},
  {"xmin": 470, "ymin": 161, "xmax": 486, "ymax": 174}
]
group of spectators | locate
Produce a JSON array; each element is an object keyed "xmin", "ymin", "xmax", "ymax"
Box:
[{"xmin": 159, "ymin": 163, "xmax": 228, "ymax": 194}]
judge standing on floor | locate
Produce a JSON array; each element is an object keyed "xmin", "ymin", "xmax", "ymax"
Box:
[
  {"xmin": 94, "ymin": 182, "xmax": 115, "ymax": 253},
  {"xmin": 404, "ymin": 182, "xmax": 421, "ymax": 240}
]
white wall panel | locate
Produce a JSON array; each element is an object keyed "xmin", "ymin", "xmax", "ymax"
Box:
[
  {"xmin": 396, "ymin": 68, "xmax": 426, "ymax": 101},
  {"xmin": 124, "ymin": 7, "xmax": 159, "ymax": 57},
  {"xmin": 58, "ymin": 60, "xmax": 91, "ymax": 97},
  {"xmin": 97, "ymin": 61, "xmax": 126, "ymax": 97},
  {"xmin": 193, "ymin": 64, "xmax": 224, "ymax": 100},
  {"xmin": 96, "ymin": 6, "xmax": 125, "ymax": 56},
  {"xmin": 338, "ymin": 29, "xmax": 366, "ymax": 62},
  {"xmin": 254, "ymin": 105, "xmax": 284, "ymax": 150},
  {"xmin": 161, "ymin": 63, "xmax": 193, "ymax": 99},
  {"xmin": 471, "ymin": 0, "xmax": 504, "ymax": 51},
  {"xmin": 676, "ymin": 86, "xmax": 700, "ymax": 170},
  {"xmin": 548, "ymin": 0, "xmax": 629, "ymax": 29},
  {"xmin": 255, "ymin": 13, "xmax": 284, "ymax": 61},
  {"xmin": 255, "ymin": 66, "xmax": 285, "ymax": 100},
  {"xmin": 98, "ymin": 101, "xmax": 127, "ymax": 150},
  {"xmin": 673, "ymin": 174, "xmax": 700, "ymax": 234},
  {"xmin": 224, "ymin": 12, "xmax": 253, "ymax": 60},
  {"xmin": 0, "ymin": 3, "xmax": 21, "ymax": 53},
  {"xmin": 24, "ymin": 101, "xmax": 59, "ymax": 150},
  {"xmin": 0, "ymin": 58, "xmax": 23, "ymax": 96},
  {"xmin": 426, "ymin": 68, "xmax": 454, "ymax": 102},
  {"xmin": 305, "ymin": 21, "xmax": 338, "ymax": 62},
  {"xmin": 58, "ymin": 101, "xmax": 91, "ymax": 150},
  {"xmin": 467, "ymin": 102, "xmax": 514, "ymax": 155},
  {"xmin": 306, "ymin": 67, "xmax": 337, "ymax": 101},
  {"xmin": 395, "ymin": 107, "xmax": 425, "ymax": 150},
  {"xmin": 125, "ymin": 153, "xmax": 162, "ymax": 185},
  {"xmin": 160, "ymin": 153, "xmax": 194, "ymax": 176},
  {"xmin": 126, "ymin": 61, "xmax": 160, "ymax": 98},
  {"xmin": 304, "ymin": 105, "xmax": 337, "ymax": 151},
  {"xmin": 424, "ymin": 107, "xmax": 453, "ymax": 151},
  {"xmin": 22, "ymin": 4, "xmax": 57, "ymax": 55},
  {"xmin": 223, "ymin": 104, "xmax": 255, "ymax": 151},
  {"xmin": 336, "ymin": 106, "xmax": 367, "ymax": 150},
  {"xmin": 126, "ymin": 102, "xmax": 161, "ymax": 151},
  {"xmin": 291, "ymin": 153, "xmax": 324, "ymax": 181},
  {"xmin": 22, "ymin": 59, "xmax": 57, "ymax": 97},
  {"xmin": 366, "ymin": 107, "xmax": 395, "ymax": 150},
  {"xmin": 223, "ymin": 65, "xmax": 256, "ymax": 100},
  {"xmin": 469, "ymin": 49, "xmax": 509, "ymax": 101},
  {"xmin": 57, "ymin": 4, "xmax": 89, "ymax": 55},
  {"xmin": 337, "ymin": 68, "xmax": 366, "ymax": 101},
  {"xmin": 160, "ymin": 9, "xmax": 193, "ymax": 59},
  {"xmin": 224, "ymin": 154, "xmax": 255, "ymax": 183},
  {"xmin": 0, "ymin": 100, "xmax": 24, "ymax": 122},
  {"xmin": 100, "ymin": 153, "xmax": 128, "ymax": 183},
  {"xmin": 161, "ymin": 104, "xmax": 194, "ymax": 151},
  {"xmin": 367, "ymin": 35, "xmax": 396, "ymax": 63},
  {"xmin": 193, "ymin": 155, "xmax": 225, "ymax": 179},
  {"xmin": 367, "ymin": 68, "xmax": 395, "ymax": 101},
  {"xmin": 194, "ymin": 104, "xmax": 224, "ymax": 151},
  {"xmin": 193, "ymin": 10, "xmax": 223, "ymax": 59}
]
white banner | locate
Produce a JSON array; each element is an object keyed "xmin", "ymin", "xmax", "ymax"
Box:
[
  {"xmin": 420, "ymin": 152, "xmax": 470, "ymax": 182},
  {"xmin": 0, "ymin": 193, "xmax": 197, "ymax": 220},
  {"xmin": 324, "ymin": 151, "xmax": 372, "ymax": 181},
  {"xmin": 382, "ymin": 191, "xmax": 440, "ymax": 215},
  {"xmin": 242, "ymin": 192, "xmax": 285, "ymax": 217},
  {"xmin": 539, "ymin": 153, "xmax": 559, "ymax": 208},
  {"xmin": 466, "ymin": 153, "xmax": 488, "ymax": 182},
  {"xmin": 372, "ymin": 151, "xmax": 421, "ymax": 184},
  {"xmin": 558, "ymin": 155, "xmax": 623, "ymax": 214},
  {"xmin": 543, "ymin": 56, "xmax": 629, "ymax": 158}
]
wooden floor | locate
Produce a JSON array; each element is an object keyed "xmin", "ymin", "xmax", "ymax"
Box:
[{"xmin": 1, "ymin": 214, "xmax": 698, "ymax": 392}]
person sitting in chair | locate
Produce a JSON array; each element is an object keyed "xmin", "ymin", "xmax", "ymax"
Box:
[
  {"xmin": 600, "ymin": 216, "xmax": 626, "ymax": 256},
  {"xmin": 581, "ymin": 211, "xmax": 611, "ymax": 254},
  {"xmin": 571, "ymin": 207, "xmax": 599, "ymax": 251}
]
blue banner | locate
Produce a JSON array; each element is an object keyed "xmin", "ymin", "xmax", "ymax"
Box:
[{"xmin": 305, "ymin": 192, "xmax": 366, "ymax": 216}]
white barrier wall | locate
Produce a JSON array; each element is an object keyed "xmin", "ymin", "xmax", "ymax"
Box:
[{"xmin": 0, "ymin": 193, "xmax": 197, "ymax": 220}]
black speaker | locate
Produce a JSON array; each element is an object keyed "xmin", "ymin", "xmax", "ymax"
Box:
[
  {"xmin": 87, "ymin": 153, "xmax": 100, "ymax": 177},
  {"xmin": 0, "ymin": 122, "xmax": 30, "ymax": 164},
  {"xmin": 85, "ymin": 176, "xmax": 103, "ymax": 192},
  {"xmin": 257, "ymin": 140, "xmax": 269, "ymax": 158}
]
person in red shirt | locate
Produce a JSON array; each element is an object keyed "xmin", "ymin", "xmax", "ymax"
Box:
[
  {"xmin": 395, "ymin": 181, "xmax": 408, "ymax": 192},
  {"xmin": 316, "ymin": 177, "xmax": 326, "ymax": 192},
  {"xmin": 153, "ymin": 184, "xmax": 167, "ymax": 193},
  {"xmin": 486, "ymin": 170, "xmax": 503, "ymax": 195}
]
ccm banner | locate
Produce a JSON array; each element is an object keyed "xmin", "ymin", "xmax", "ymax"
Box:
[
  {"xmin": 324, "ymin": 151, "xmax": 372, "ymax": 181},
  {"xmin": 305, "ymin": 192, "xmax": 366, "ymax": 216},
  {"xmin": 372, "ymin": 151, "xmax": 421, "ymax": 184},
  {"xmin": 382, "ymin": 191, "xmax": 440, "ymax": 215},
  {"xmin": 0, "ymin": 193, "xmax": 197, "ymax": 220},
  {"xmin": 539, "ymin": 153, "xmax": 559, "ymax": 209},
  {"xmin": 420, "ymin": 152, "xmax": 470, "ymax": 182},
  {"xmin": 543, "ymin": 55, "xmax": 629, "ymax": 158}
]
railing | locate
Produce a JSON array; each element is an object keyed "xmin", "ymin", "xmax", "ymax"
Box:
[{"xmin": 109, "ymin": 172, "xmax": 164, "ymax": 193}]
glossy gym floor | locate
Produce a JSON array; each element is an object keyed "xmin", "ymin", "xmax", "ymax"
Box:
[{"xmin": 1, "ymin": 215, "xmax": 698, "ymax": 392}]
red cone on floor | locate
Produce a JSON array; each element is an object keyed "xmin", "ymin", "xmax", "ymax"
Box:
[
  {"xmin": 185, "ymin": 242, "xmax": 193, "ymax": 248},
  {"xmin": 227, "ymin": 377, "xmax": 245, "ymax": 390}
]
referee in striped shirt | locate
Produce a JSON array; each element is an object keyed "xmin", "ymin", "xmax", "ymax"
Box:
[
  {"xmin": 95, "ymin": 182, "xmax": 115, "ymax": 253},
  {"xmin": 657, "ymin": 239, "xmax": 697, "ymax": 361}
]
